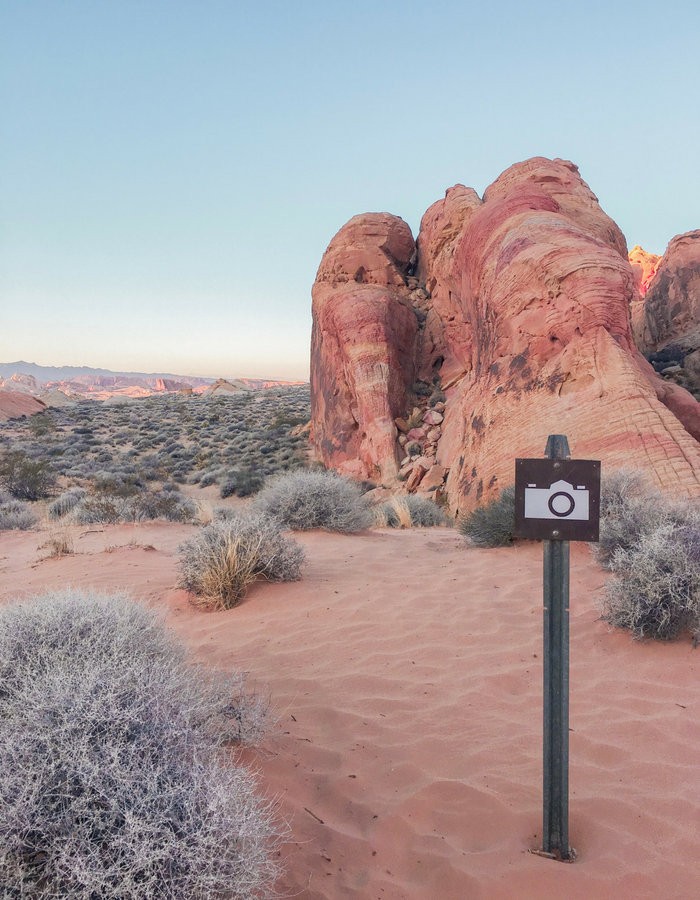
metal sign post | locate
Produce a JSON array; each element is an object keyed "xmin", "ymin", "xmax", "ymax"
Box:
[{"xmin": 514, "ymin": 435, "xmax": 601, "ymax": 861}]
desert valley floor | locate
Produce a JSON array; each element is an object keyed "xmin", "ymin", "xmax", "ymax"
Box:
[{"xmin": 2, "ymin": 522, "xmax": 700, "ymax": 900}]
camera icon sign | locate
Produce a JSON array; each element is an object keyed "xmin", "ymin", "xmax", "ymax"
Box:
[{"xmin": 524, "ymin": 479, "xmax": 590, "ymax": 522}]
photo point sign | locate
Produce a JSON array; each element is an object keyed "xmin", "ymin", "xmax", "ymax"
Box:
[
  {"xmin": 514, "ymin": 436, "xmax": 601, "ymax": 862},
  {"xmin": 514, "ymin": 457, "xmax": 601, "ymax": 542}
]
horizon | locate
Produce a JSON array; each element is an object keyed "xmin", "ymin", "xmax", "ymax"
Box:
[
  {"xmin": 2, "ymin": 0, "xmax": 699, "ymax": 379},
  {"xmin": 0, "ymin": 359, "xmax": 309, "ymax": 385}
]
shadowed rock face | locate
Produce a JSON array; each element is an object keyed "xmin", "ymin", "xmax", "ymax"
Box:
[
  {"xmin": 311, "ymin": 160, "xmax": 700, "ymax": 511},
  {"xmin": 640, "ymin": 231, "xmax": 700, "ymax": 353}
]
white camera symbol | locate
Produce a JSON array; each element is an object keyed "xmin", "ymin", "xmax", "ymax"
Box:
[{"xmin": 524, "ymin": 479, "xmax": 589, "ymax": 521}]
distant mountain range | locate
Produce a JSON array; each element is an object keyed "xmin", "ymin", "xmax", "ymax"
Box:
[
  {"xmin": 0, "ymin": 361, "xmax": 308, "ymax": 402},
  {"xmin": 0, "ymin": 362, "xmax": 215, "ymax": 385}
]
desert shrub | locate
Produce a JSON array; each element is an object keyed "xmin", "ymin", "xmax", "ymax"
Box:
[
  {"xmin": 0, "ymin": 499, "xmax": 39, "ymax": 530},
  {"xmin": 253, "ymin": 470, "xmax": 372, "ymax": 533},
  {"xmin": 220, "ymin": 469, "xmax": 265, "ymax": 499},
  {"xmin": 48, "ymin": 487, "xmax": 87, "ymax": 519},
  {"xmin": 460, "ymin": 485, "xmax": 516, "ymax": 547},
  {"xmin": 72, "ymin": 494, "xmax": 125, "ymax": 524},
  {"xmin": 125, "ymin": 489, "xmax": 198, "ymax": 523},
  {"xmin": 0, "ymin": 450, "xmax": 57, "ymax": 500},
  {"xmin": 377, "ymin": 495, "xmax": 448, "ymax": 528},
  {"xmin": 593, "ymin": 468, "xmax": 697, "ymax": 568},
  {"xmin": 92, "ymin": 470, "xmax": 142, "ymax": 497},
  {"xmin": 178, "ymin": 512, "xmax": 304, "ymax": 609},
  {"xmin": 601, "ymin": 524, "xmax": 700, "ymax": 641},
  {"xmin": 0, "ymin": 590, "xmax": 279, "ymax": 899}
]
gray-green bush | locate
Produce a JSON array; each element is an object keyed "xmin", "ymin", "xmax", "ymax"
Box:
[
  {"xmin": 602, "ymin": 524, "xmax": 700, "ymax": 641},
  {"xmin": 592, "ymin": 468, "xmax": 687, "ymax": 569},
  {"xmin": 459, "ymin": 485, "xmax": 516, "ymax": 547},
  {"xmin": 0, "ymin": 499, "xmax": 39, "ymax": 530},
  {"xmin": 48, "ymin": 487, "xmax": 87, "ymax": 519},
  {"xmin": 0, "ymin": 590, "xmax": 281, "ymax": 899},
  {"xmin": 253, "ymin": 470, "xmax": 372, "ymax": 532}
]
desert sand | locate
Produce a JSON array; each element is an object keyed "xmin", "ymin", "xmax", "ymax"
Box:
[{"xmin": 2, "ymin": 523, "xmax": 700, "ymax": 899}]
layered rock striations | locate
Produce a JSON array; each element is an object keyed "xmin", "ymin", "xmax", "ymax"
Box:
[
  {"xmin": 311, "ymin": 159, "xmax": 700, "ymax": 512},
  {"xmin": 310, "ymin": 214, "xmax": 419, "ymax": 482}
]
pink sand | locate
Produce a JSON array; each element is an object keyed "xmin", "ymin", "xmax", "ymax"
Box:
[{"xmin": 2, "ymin": 523, "xmax": 700, "ymax": 899}]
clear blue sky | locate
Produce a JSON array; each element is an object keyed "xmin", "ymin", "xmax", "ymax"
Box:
[{"xmin": 2, "ymin": 0, "xmax": 699, "ymax": 381}]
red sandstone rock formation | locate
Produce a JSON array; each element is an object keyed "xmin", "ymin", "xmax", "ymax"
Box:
[
  {"xmin": 0, "ymin": 390, "xmax": 47, "ymax": 422},
  {"xmin": 629, "ymin": 245, "xmax": 662, "ymax": 346},
  {"xmin": 310, "ymin": 160, "xmax": 700, "ymax": 511},
  {"xmin": 154, "ymin": 378, "xmax": 189, "ymax": 392},
  {"xmin": 629, "ymin": 245, "xmax": 661, "ymax": 296},
  {"xmin": 638, "ymin": 231, "xmax": 700, "ymax": 353},
  {"xmin": 310, "ymin": 213, "xmax": 419, "ymax": 482}
]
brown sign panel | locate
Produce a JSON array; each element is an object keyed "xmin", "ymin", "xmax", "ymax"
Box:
[{"xmin": 514, "ymin": 458, "xmax": 601, "ymax": 542}]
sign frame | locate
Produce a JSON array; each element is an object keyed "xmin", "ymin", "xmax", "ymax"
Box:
[{"xmin": 514, "ymin": 457, "xmax": 601, "ymax": 542}]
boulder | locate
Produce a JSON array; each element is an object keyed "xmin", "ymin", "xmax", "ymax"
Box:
[
  {"xmin": 423, "ymin": 409, "xmax": 444, "ymax": 426},
  {"xmin": 416, "ymin": 464, "xmax": 448, "ymax": 493},
  {"xmin": 406, "ymin": 465, "xmax": 427, "ymax": 492},
  {"xmin": 309, "ymin": 212, "xmax": 420, "ymax": 483}
]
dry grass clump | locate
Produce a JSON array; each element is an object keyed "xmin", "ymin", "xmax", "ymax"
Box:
[
  {"xmin": 459, "ymin": 485, "xmax": 516, "ymax": 547},
  {"xmin": 253, "ymin": 470, "xmax": 372, "ymax": 533},
  {"xmin": 39, "ymin": 527, "xmax": 74, "ymax": 557},
  {"xmin": 0, "ymin": 590, "xmax": 280, "ymax": 900},
  {"xmin": 178, "ymin": 512, "xmax": 305, "ymax": 609},
  {"xmin": 375, "ymin": 495, "xmax": 448, "ymax": 528}
]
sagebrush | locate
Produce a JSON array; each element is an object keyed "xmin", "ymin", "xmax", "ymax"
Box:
[
  {"xmin": 459, "ymin": 485, "xmax": 516, "ymax": 547},
  {"xmin": 592, "ymin": 468, "xmax": 694, "ymax": 569},
  {"xmin": 601, "ymin": 524, "xmax": 700, "ymax": 641},
  {"xmin": 253, "ymin": 470, "xmax": 372, "ymax": 532},
  {"xmin": 0, "ymin": 590, "xmax": 281, "ymax": 900}
]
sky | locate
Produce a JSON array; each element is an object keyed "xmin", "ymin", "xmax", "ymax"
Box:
[{"xmin": 1, "ymin": 0, "xmax": 699, "ymax": 382}]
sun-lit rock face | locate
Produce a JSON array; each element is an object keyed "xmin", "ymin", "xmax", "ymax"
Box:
[
  {"xmin": 629, "ymin": 245, "xmax": 662, "ymax": 346},
  {"xmin": 0, "ymin": 390, "xmax": 46, "ymax": 421},
  {"xmin": 310, "ymin": 160, "xmax": 700, "ymax": 510},
  {"xmin": 310, "ymin": 213, "xmax": 419, "ymax": 483},
  {"xmin": 629, "ymin": 245, "xmax": 661, "ymax": 296},
  {"xmin": 640, "ymin": 231, "xmax": 700, "ymax": 353}
]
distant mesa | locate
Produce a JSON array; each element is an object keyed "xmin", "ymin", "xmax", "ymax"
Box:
[{"xmin": 310, "ymin": 157, "xmax": 700, "ymax": 513}]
